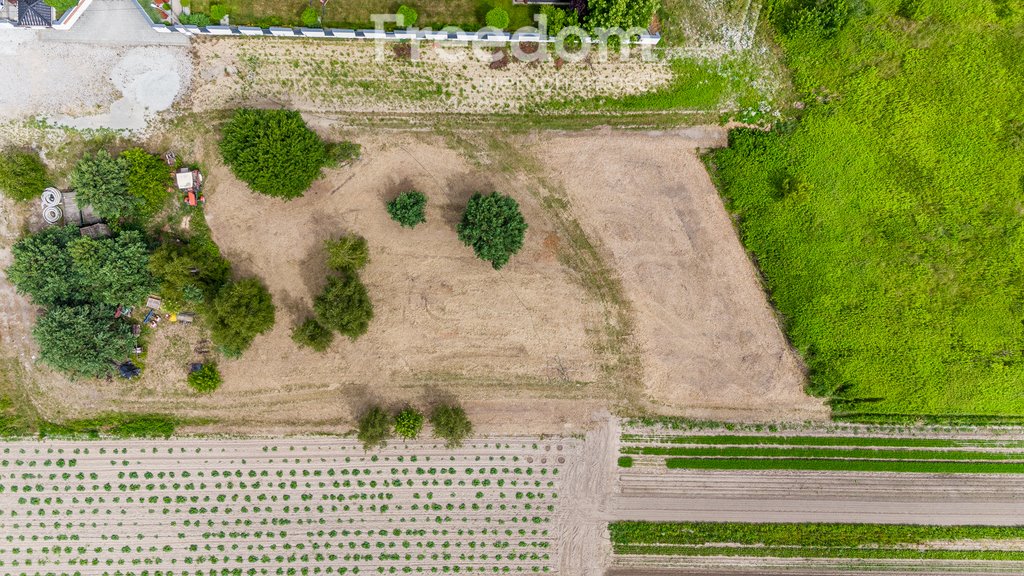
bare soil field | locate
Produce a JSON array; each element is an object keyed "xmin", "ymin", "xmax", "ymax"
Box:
[{"xmin": 0, "ymin": 126, "xmax": 827, "ymax": 433}]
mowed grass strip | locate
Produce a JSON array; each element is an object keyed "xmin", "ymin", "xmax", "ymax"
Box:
[
  {"xmin": 610, "ymin": 522, "xmax": 1024, "ymax": 560},
  {"xmin": 664, "ymin": 457, "xmax": 1024, "ymax": 474},
  {"xmin": 620, "ymin": 434, "xmax": 1024, "ymax": 449},
  {"xmin": 625, "ymin": 446, "xmax": 1024, "ymax": 461}
]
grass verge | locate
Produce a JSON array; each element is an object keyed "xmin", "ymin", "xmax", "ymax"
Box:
[
  {"xmin": 622, "ymin": 434, "xmax": 1024, "ymax": 449},
  {"xmin": 664, "ymin": 457, "xmax": 1024, "ymax": 474},
  {"xmin": 628, "ymin": 446, "xmax": 1024, "ymax": 461}
]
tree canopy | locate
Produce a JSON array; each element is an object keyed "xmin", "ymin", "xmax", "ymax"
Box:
[
  {"xmin": 456, "ymin": 192, "xmax": 528, "ymax": 270},
  {"xmin": 325, "ymin": 235, "xmax": 369, "ymax": 272},
  {"xmin": 7, "ymin": 226, "xmax": 152, "ymax": 308},
  {"xmin": 430, "ymin": 404, "xmax": 473, "ymax": 448},
  {"xmin": 208, "ymin": 278, "xmax": 276, "ymax": 357},
  {"xmin": 149, "ymin": 237, "xmax": 231, "ymax": 310},
  {"xmin": 394, "ymin": 407, "xmax": 424, "ymax": 440},
  {"xmin": 219, "ymin": 109, "xmax": 330, "ymax": 199},
  {"xmin": 313, "ymin": 274, "xmax": 374, "ymax": 340},
  {"xmin": 121, "ymin": 148, "xmax": 171, "ymax": 221},
  {"xmin": 188, "ymin": 364, "xmax": 222, "ymax": 393},
  {"xmin": 291, "ymin": 318, "xmax": 335, "ymax": 352},
  {"xmin": 387, "ymin": 191, "xmax": 427, "ymax": 228},
  {"xmin": 357, "ymin": 406, "xmax": 392, "ymax": 450},
  {"xmin": 34, "ymin": 304, "xmax": 134, "ymax": 378},
  {"xmin": 70, "ymin": 150, "xmax": 137, "ymax": 222},
  {"xmin": 0, "ymin": 149, "xmax": 50, "ymax": 202}
]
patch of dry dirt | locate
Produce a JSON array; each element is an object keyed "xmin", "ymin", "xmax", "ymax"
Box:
[{"xmin": 536, "ymin": 130, "xmax": 827, "ymax": 421}]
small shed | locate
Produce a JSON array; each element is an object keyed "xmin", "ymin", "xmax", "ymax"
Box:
[
  {"xmin": 18, "ymin": 0, "xmax": 53, "ymax": 27},
  {"xmin": 175, "ymin": 170, "xmax": 195, "ymax": 190}
]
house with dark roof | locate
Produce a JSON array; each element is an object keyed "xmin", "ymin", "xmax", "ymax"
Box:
[{"xmin": 18, "ymin": 0, "xmax": 54, "ymax": 27}]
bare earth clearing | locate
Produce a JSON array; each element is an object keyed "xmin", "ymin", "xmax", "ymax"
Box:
[{"xmin": 1, "ymin": 126, "xmax": 824, "ymax": 433}]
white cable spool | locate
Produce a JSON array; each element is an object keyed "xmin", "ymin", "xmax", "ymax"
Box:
[
  {"xmin": 42, "ymin": 205, "xmax": 63, "ymax": 224},
  {"xmin": 41, "ymin": 187, "xmax": 62, "ymax": 207}
]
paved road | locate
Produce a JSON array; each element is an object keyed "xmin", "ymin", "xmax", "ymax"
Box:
[
  {"xmin": 614, "ymin": 470, "xmax": 1024, "ymax": 525},
  {"xmin": 39, "ymin": 0, "xmax": 188, "ymax": 46}
]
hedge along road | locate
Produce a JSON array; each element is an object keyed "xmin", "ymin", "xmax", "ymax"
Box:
[{"xmin": 0, "ymin": 436, "xmax": 592, "ymax": 576}]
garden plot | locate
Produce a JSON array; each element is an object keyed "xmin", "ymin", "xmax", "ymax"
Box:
[
  {"xmin": 613, "ymin": 421, "xmax": 1024, "ymax": 525},
  {"xmin": 0, "ymin": 436, "xmax": 582, "ymax": 576}
]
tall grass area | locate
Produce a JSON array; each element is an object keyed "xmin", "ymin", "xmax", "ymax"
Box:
[
  {"xmin": 707, "ymin": 1, "xmax": 1024, "ymax": 421},
  {"xmin": 610, "ymin": 521, "xmax": 1024, "ymax": 560}
]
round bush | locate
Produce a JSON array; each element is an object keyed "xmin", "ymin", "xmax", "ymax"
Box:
[
  {"xmin": 430, "ymin": 404, "xmax": 472, "ymax": 448},
  {"xmin": 358, "ymin": 406, "xmax": 392, "ymax": 450},
  {"xmin": 396, "ymin": 4, "xmax": 418, "ymax": 27},
  {"xmin": 0, "ymin": 149, "xmax": 50, "ymax": 202},
  {"xmin": 219, "ymin": 109, "xmax": 329, "ymax": 199},
  {"xmin": 386, "ymin": 191, "xmax": 427, "ymax": 228},
  {"xmin": 188, "ymin": 364, "xmax": 222, "ymax": 393},
  {"xmin": 301, "ymin": 6, "xmax": 318, "ymax": 27},
  {"xmin": 394, "ymin": 407, "xmax": 424, "ymax": 440},
  {"xmin": 456, "ymin": 192, "xmax": 527, "ymax": 270},
  {"xmin": 485, "ymin": 7, "xmax": 510, "ymax": 29},
  {"xmin": 291, "ymin": 318, "xmax": 334, "ymax": 352},
  {"xmin": 209, "ymin": 4, "xmax": 228, "ymax": 21}
]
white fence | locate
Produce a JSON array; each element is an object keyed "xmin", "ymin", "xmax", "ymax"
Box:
[{"xmin": 151, "ymin": 24, "xmax": 661, "ymax": 45}]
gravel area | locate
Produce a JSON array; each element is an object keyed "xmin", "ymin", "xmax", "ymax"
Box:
[{"xmin": 0, "ymin": 0, "xmax": 190, "ymax": 132}]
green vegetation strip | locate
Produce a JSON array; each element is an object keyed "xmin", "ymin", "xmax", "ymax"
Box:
[
  {"xmin": 610, "ymin": 522, "xmax": 1024, "ymax": 560},
  {"xmin": 620, "ymin": 434, "xmax": 1024, "ymax": 449},
  {"xmin": 626, "ymin": 446, "xmax": 1024, "ymax": 461},
  {"xmin": 664, "ymin": 458, "xmax": 1024, "ymax": 474}
]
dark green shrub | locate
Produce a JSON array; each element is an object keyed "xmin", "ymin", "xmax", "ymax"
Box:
[
  {"xmin": 618, "ymin": 456, "xmax": 634, "ymax": 468},
  {"xmin": 485, "ymin": 7, "xmax": 510, "ymax": 29},
  {"xmin": 387, "ymin": 191, "xmax": 427, "ymax": 228},
  {"xmin": 0, "ymin": 149, "xmax": 50, "ymax": 202},
  {"xmin": 149, "ymin": 236, "xmax": 231, "ymax": 310},
  {"xmin": 584, "ymin": 0, "xmax": 659, "ymax": 30},
  {"xmin": 208, "ymin": 278, "xmax": 276, "ymax": 357},
  {"xmin": 219, "ymin": 109, "xmax": 330, "ymax": 199},
  {"xmin": 394, "ymin": 407, "xmax": 424, "ymax": 440},
  {"xmin": 313, "ymin": 274, "xmax": 374, "ymax": 340},
  {"xmin": 397, "ymin": 4, "xmax": 418, "ymax": 27},
  {"xmin": 775, "ymin": 0, "xmax": 855, "ymax": 37},
  {"xmin": 301, "ymin": 6, "xmax": 318, "ymax": 27},
  {"xmin": 70, "ymin": 150, "xmax": 136, "ymax": 221},
  {"xmin": 291, "ymin": 318, "xmax": 335, "ymax": 351},
  {"xmin": 34, "ymin": 305, "xmax": 134, "ymax": 378},
  {"xmin": 187, "ymin": 364, "xmax": 222, "ymax": 393},
  {"xmin": 358, "ymin": 406, "xmax": 392, "ymax": 450},
  {"xmin": 430, "ymin": 404, "xmax": 472, "ymax": 448},
  {"xmin": 456, "ymin": 192, "xmax": 527, "ymax": 270},
  {"xmin": 325, "ymin": 235, "xmax": 369, "ymax": 272}
]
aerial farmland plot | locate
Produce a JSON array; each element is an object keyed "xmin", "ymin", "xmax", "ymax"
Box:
[{"xmin": 0, "ymin": 436, "xmax": 605, "ymax": 576}]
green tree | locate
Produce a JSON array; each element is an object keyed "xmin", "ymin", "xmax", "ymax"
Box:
[
  {"xmin": 583, "ymin": 0, "xmax": 659, "ymax": 30},
  {"xmin": 68, "ymin": 231, "xmax": 153, "ymax": 307},
  {"xmin": 430, "ymin": 404, "xmax": 473, "ymax": 448},
  {"xmin": 6, "ymin": 225, "xmax": 81, "ymax": 307},
  {"xmin": 121, "ymin": 148, "xmax": 170, "ymax": 221},
  {"xmin": 387, "ymin": 191, "xmax": 427, "ymax": 228},
  {"xmin": 540, "ymin": 5, "xmax": 577, "ymax": 36},
  {"xmin": 291, "ymin": 318, "xmax": 335, "ymax": 351},
  {"xmin": 149, "ymin": 236, "xmax": 230, "ymax": 309},
  {"xmin": 456, "ymin": 192, "xmax": 528, "ymax": 270},
  {"xmin": 397, "ymin": 4, "xmax": 418, "ymax": 26},
  {"xmin": 71, "ymin": 150, "xmax": 136, "ymax": 222},
  {"xmin": 313, "ymin": 274, "xmax": 374, "ymax": 339},
  {"xmin": 394, "ymin": 407, "xmax": 424, "ymax": 440},
  {"xmin": 325, "ymin": 235, "xmax": 369, "ymax": 272},
  {"xmin": 357, "ymin": 406, "xmax": 392, "ymax": 450},
  {"xmin": 485, "ymin": 7, "xmax": 510, "ymax": 29},
  {"xmin": 208, "ymin": 278, "xmax": 276, "ymax": 357},
  {"xmin": 301, "ymin": 6, "xmax": 318, "ymax": 26},
  {"xmin": 188, "ymin": 364, "xmax": 222, "ymax": 393},
  {"xmin": 219, "ymin": 109, "xmax": 330, "ymax": 199},
  {"xmin": 34, "ymin": 305, "xmax": 134, "ymax": 378},
  {"xmin": 0, "ymin": 149, "xmax": 50, "ymax": 202}
]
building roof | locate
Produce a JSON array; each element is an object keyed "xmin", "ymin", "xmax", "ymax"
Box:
[
  {"xmin": 19, "ymin": 0, "xmax": 53, "ymax": 27},
  {"xmin": 175, "ymin": 170, "xmax": 195, "ymax": 190}
]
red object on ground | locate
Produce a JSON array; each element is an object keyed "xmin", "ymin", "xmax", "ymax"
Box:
[{"xmin": 186, "ymin": 190, "xmax": 197, "ymax": 207}]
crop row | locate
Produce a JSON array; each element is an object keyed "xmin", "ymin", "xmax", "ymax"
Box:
[
  {"xmin": 619, "ymin": 433, "xmax": 1024, "ymax": 449},
  {"xmin": 662, "ymin": 457, "xmax": 1024, "ymax": 473},
  {"xmin": 624, "ymin": 446, "xmax": 1024, "ymax": 461}
]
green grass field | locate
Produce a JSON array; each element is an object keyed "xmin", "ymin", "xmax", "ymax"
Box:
[
  {"xmin": 610, "ymin": 521, "xmax": 1024, "ymax": 560},
  {"xmin": 707, "ymin": 2, "xmax": 1024, "ymax": 422}
]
